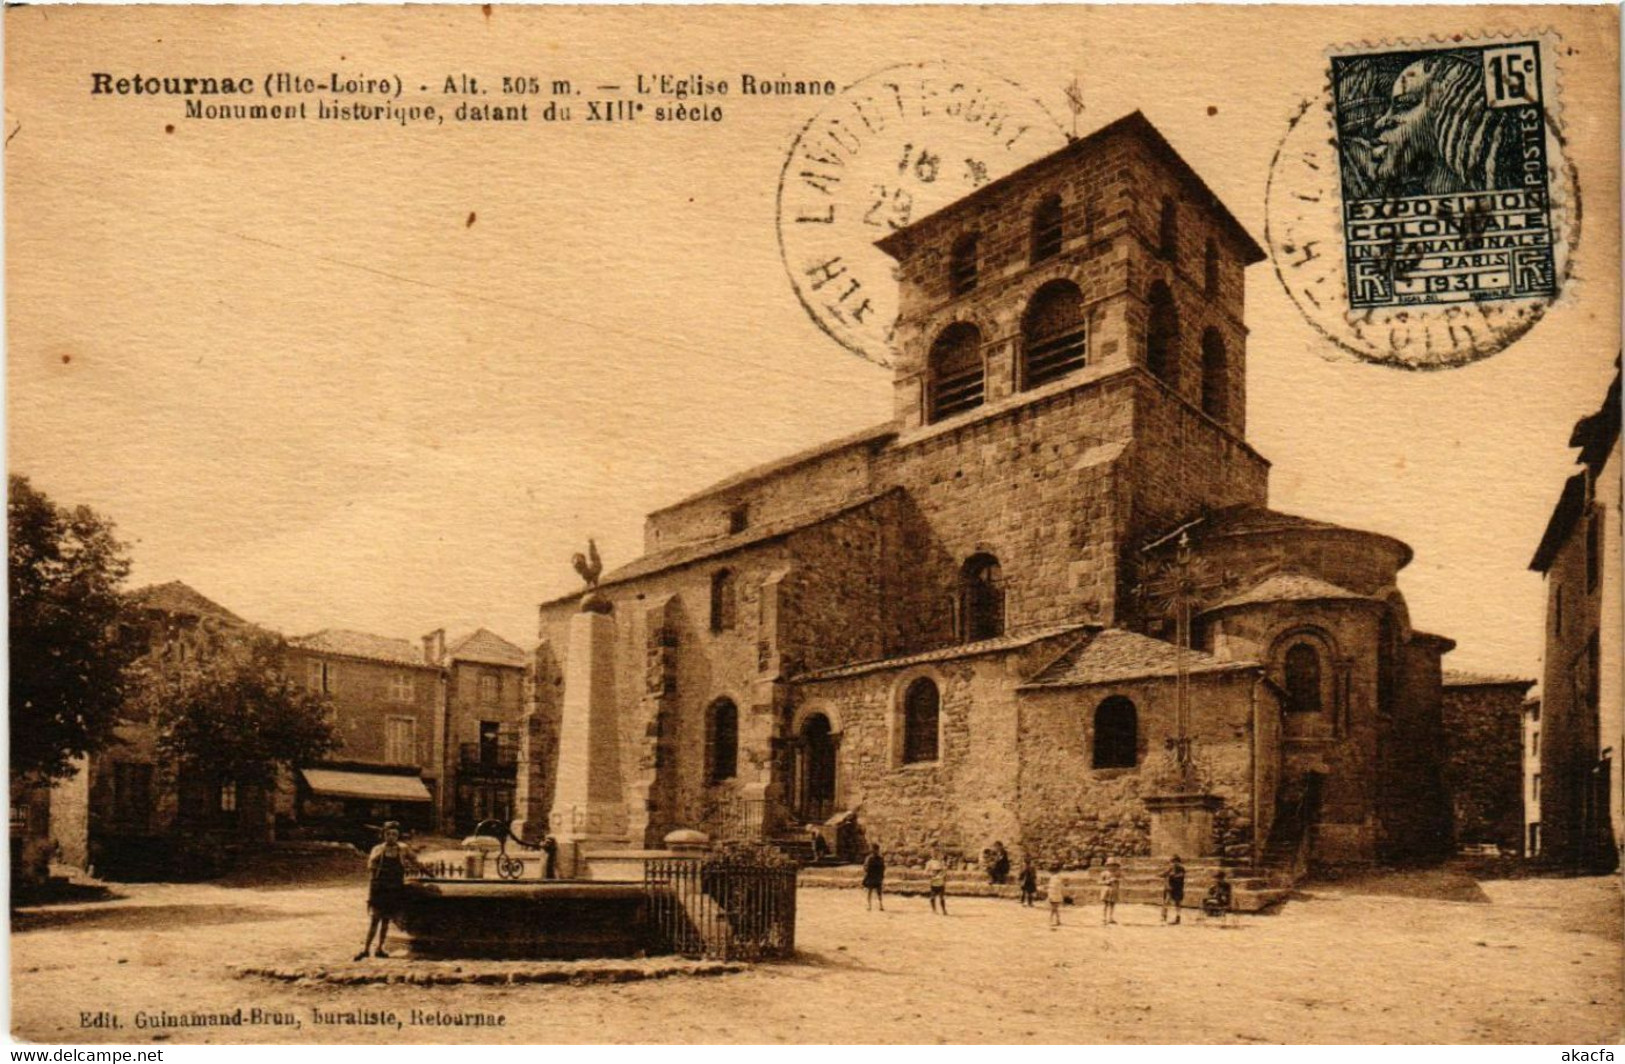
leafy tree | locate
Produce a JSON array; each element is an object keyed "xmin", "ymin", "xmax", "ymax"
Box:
[
  {"xmin": 135, "ymin": 633, "xmax": 339, "ymax": 794},
  {"xmin": 8, "ymin": 474, "xmax": 138, "ymax": 779}
]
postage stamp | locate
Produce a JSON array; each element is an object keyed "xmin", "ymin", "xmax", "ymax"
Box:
[
  {"xmin": 1265, "ymin": 34, "xmax": 1578, "ymax": 370},
  {"xmin": 1330, "ymin": 42, "xmax": 1557, "ymax": 310}
]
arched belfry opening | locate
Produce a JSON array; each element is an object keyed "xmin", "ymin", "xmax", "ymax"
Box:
[
  {"xmin": 1147, "ymin": 281, "xmax": 1180, "ymax": 388},
  {"xmin": 927, "ymin": 322, "xmax": 985, "ymax": 422},
  {"xmin": 1020, "ymin": 280, "xmax": 1088, "ymax": 390}
]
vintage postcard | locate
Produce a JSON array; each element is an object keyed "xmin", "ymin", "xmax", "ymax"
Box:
[{"xmin": 6, "ymin": 4, "xmax": 1621, "ymax": 1047}]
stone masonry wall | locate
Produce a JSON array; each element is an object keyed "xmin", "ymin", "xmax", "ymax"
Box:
[
  {"xmin": 875, "ymin": 374, "xmax": 1137, "ymax": 640},
  {"xmin": 1441, "ymin": 682, "xmax": 1531, "ymax": 851},
  {"xmin": 1016, "ymin": 671, "xmax": 1260, "ymax": 867},
  {"xmin": 643, "ymin": 436, "xmax": 883, "ymax": 553}
]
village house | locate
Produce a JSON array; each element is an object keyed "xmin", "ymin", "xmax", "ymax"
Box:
[
  {"xmin": 45, "ymin": 581, "xmax": 275, "ymax": 878},
  {"xmin": 424, "ymin": 627, "xmax": 530, "ymax": 834},
  {"xmin": 285, "ymin": 629, "xmax": 446, "ymax": 841},
  {"xmin": 1530, "ymin": 363, "xmax": 1621, "ymax": 869},
  {"xmin": 522, "ymin": 112, "xmax": 1468, "ymax": 873}
]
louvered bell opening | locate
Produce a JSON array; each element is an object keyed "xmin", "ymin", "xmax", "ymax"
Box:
[
  {"xmin": 932, "ymin": 365, "xmax": 985, "ymax": 419},
  {"xmin": 1024, "ymin": 327, "xmax": 1087, "ymax": 388}
]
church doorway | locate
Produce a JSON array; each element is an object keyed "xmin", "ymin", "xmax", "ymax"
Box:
[{"xmin": 793, "ymin": 713, "xmax": 838, "ymax": 823}]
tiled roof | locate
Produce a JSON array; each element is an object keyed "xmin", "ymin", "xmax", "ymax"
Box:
[
  {"xmin": 290, "ymin": 629, "xmax": 432, "ymax": 667},
  {"xmin": 447, "ymin": 627, "xmax": 527, "ymax": 667},
  {"xmin": 1203, "ymin": 573, "xmax": 1371, "ymax": 614},
  {"xmin": 794, "ymin": 625, "xmax": 1090, "ymax": 684},
  {"xmin": 1020, "ymin": 628, "xmax": 1258, "ymax": 689},
  {"xmin": 1442, "ymin": 669, "xmax": 1536, "ymax": 689},
  {"xmin": 544, "ymin": 488, "xmax": 901, "ymax": 606},
  {"xmin": 127, "ymin": 581, "xmax": 248, "ymax": 626}
]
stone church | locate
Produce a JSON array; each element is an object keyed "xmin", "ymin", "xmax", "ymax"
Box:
[{"xmin": 521, "ymin": 112, "xmax": 1456, "ymax": 872}]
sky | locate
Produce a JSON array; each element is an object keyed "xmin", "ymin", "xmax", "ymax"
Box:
[{"xmin": 6, "ymin": 5, "xmax": 1620, "ymax": 680}]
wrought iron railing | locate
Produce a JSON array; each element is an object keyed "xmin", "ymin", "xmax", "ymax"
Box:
[
  {"xmin": 458, "ymin": 740, "xmax": 519, "ymax": 770},
  {"xmin": 644, "ymin": 850, "xmax": 798, "ymax": 961}
]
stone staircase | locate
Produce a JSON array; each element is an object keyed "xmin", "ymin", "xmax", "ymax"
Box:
[{"xmin": 798, "ymin": 856, "xmax": 1294, "ymax": 913}]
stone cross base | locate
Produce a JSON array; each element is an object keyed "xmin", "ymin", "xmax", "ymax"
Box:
[{"xmin": 1143, "ymin": 792, "xmax": 1223, "ymax": 858}]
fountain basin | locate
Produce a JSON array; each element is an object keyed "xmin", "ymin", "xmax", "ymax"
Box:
[{"xmin": 397, "ymin": 880, "xmax": 652, "ymax": 959}]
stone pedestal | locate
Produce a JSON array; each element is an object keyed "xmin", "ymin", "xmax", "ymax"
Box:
[
  {"xmin": 1143, "ymin": 793, "xmax": 1223, "ymax": 858},
  {"xmin": 547, "ymin": 608, "xmax": 630, "ymax": 876}
]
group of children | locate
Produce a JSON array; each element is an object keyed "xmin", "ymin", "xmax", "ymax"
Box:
[{"xmin": 861, "ymin": 843, "xmax": 1235, "ymax": 927}]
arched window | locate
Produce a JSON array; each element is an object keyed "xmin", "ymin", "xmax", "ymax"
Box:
[
  {"xmin": 959, "ymin": 554, "xmax": 1004, "ymax": 641},
  {"xmin": 1021, "ymin": 279, "xmax": 1087, "ymax": 389},
  {"xmin": 1031, "ymin": 195, "xmax": 1063, "ymax": 263},
  {"xmin": 1204, "ymin": 238, "xmax": 1220, "ymax": 295},
  {"xmin": 1284, "ymin": 644, "xmax": 1323, "ymax": 713},
  {"xmin": 707, "ymin": 698, "xmax": 738, "ymax": 781},
  {"xmin": 902, "ymin": 678, "xmax": 940, "ymax": 764},
  {"xmin": 1201, "ymin": 328, "xmax": 1228, "ymax": 420},
  {"xmin": 1147, "ymin": 282, "xmax": 1180, "ymax": 387},
  {"xmin": 1093, "ymin": 697, "xmax": 1138, "ymax": 768},
  {"xmin": 949, "ymin": 233, "xmax": 979, "ymax": 296},
  {"xmin": 710, "ymin": 569, "xmax": 737, "ymax": 633},
  {"xmin": 927, "ymin": 322, "xmax": 985, "ymax": 422},
  {"xmin": 1159, "ymin": 197, "xmax": 1179, "ymax": 259}
]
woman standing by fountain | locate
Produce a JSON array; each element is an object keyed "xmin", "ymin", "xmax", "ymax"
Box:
[{"xmin": 356, "ymin": 822, "xmax": 417, "ymax": 960}]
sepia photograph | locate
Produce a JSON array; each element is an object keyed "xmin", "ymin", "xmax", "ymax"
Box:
[{"xmin": 5, "ymin": 3, "xmax": 1621, "ymax": 1046}]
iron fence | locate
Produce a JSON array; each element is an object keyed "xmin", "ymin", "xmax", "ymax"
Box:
[{"xmin": 644, "ymin": 851, "xmax": 798, "ymax": 961}]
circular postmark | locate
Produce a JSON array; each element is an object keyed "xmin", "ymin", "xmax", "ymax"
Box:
[
  {"xmin": 1266, "ymin": 38, "xmax": 1579, "ymax": 370},
  {"xmin": 776, "ymin": 62, "xmax": 1067, "ymax": 367}
]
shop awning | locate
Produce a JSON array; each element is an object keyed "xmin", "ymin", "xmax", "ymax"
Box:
[{"xmin": 300, "ymin": 768, "xmax": 432, "ymax": 803}]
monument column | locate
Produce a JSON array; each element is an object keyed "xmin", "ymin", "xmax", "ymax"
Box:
[{"xmin": 547, "ymin": 594, "xmax": 631, "ymax": 876}]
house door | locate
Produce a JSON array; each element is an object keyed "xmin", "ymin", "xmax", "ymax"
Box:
[{"xmin": 795, "ymin": 714, "xmax": 837, "ymax": 823}]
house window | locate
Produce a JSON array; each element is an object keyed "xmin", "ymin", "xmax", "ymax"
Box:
[
  {"xmin": 902, "ymin": 678, "xmax": 940, "ymax": 764},
  {"xmin": 386, "ymin": 717, "xmax": 418, "ymax": 766},
  {"xmin": 1532, "ymin": 773, "xmax": 1542, "ymax": 803},
  {"xmin": 1528, "ymin": 822, "xmax": 1541, "ymax": 855},
  {"xmin": 1147, "ymin": 281, "xmax": 1180, "ymax": 387},
  {"xmin": 389, "ymin": 671, "xmax": 415, "ymax": 703},
  {"xmin": 1158, "ymin": 197, "xmax": 1178, "ymax": 259},
  {"xmin": 1586, "ymin": 631, "xmax": 1601, "ymax": 708},
  {"xmin": 707, "ymin": 698, "xmax": 739, "ymax": 782},
  {"xmin": 1201, "ymin": 328, "xmax": 1228, "ymax": 420},
  {"xmin": 710, "ymin": 569, "xmax": 738, "ymax": 633},
  {"xmin": 1555, "ymin": 585, "xmax": 1564, "ymax": 636},
  {"xmin": 218, "ymin": 779, "xmax": 238, "ymax": 814},
  {"xmin": 1586, "ymin": 512, "xmax": 1600, "ymax": 592},
  {"xmin": 928, "ymin": 322, "xmax": 985, "ymax": 422},
  {"xmin": 479, "ymin": 672, "xmax": 499, "ymax": 705},
  {"xmin": 959, "ymin": 554, "xmax": 1004, "ymax": 642},
  {"xmin": 949, "ymin": 233, "xmax": 979, "ymax": 295},
  {"xmin": 1284, "ymin": 644, "xmax": 1323, "ymax": 713},
  {"xmin": 728, "ymin": 505, "xmax": 749, "ymax": 534},
  {"xmin": 1092, "ymin": 696, "xmax": 1138, "ymax": 768},
  {"xmin": 1021, "ymin": 279, "xmax": 1087, "ymax": 390},
  {"xmin": 1204, "ymin": 238, "xmax": 1220, "ymax": 295},
  {"xmin": 112, "ymin": 762, "xmax": 154, "ymax": 830},
  {"xmin": 306, "ymin": 660, "xmax": 325, "ymax": 694},
  {"xmin": 1031, "ymin": 195, "xmax": 1063, "ymax": 263},
  {"xmin": 1532, "ymin": 731, "xmax": 1540, "ymax": 759}
]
